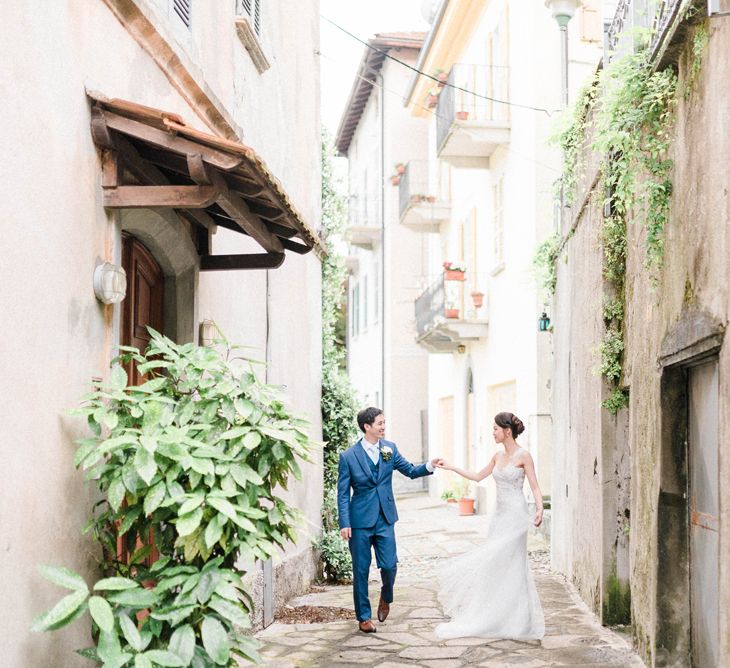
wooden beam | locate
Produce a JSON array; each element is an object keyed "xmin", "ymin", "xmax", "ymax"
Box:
[
  {"xmin": 101, "ymin": 110, "xmax": 244, "ymax": 170},
  {"xmin": 103, "ymin": 185, "xmax": 218, "ymax": 209},
  {"xmin": 199, "ymin": 252, "xmax": 285, "ymax": 271},
  {"xmin": 279, "ymin": 237, "xmax": 312, "ymax": 255},
  {"xmin": 191, "ymin": 164, "xmax": 284, "ymax": 253},
  {"xmin": 101, "ymin": 149, "xmax": 120, "ymax": 188},
  {"xmin": 113, "ymin": 135, "xmax": 218, "ymax": 233}
]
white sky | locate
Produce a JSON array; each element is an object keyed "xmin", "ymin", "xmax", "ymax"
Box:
[{"xmin": 319, "ymin": 0, "xmax": 431, "ymax": 135}]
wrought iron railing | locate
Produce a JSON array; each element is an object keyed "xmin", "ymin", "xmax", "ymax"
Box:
[
  {"xmin": 605, "ymin": 0, "xmax": 684, "ymax": 60},
  {"xmin": 436, "ymin": 64, "xmax": 509, "ymax": 151},
  {"xmin": 398, "ymin": 161, "xmax": 442, "ymax": 219},
  {"xmin": 415, "ymin": 275, "xmax": 446, "ymax": 337}
]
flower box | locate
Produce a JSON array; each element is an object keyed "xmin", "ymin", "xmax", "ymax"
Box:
[
  {"xmin": 444, "ymin": 270, "xmax": 465, "ymax": 281},
  {"xmin": 455, "ymin": 110, "xmax": 469, "ymax": 121},
  {"xmin": 444, "ymin": 308, "xmax": 460, "ymax": 319}
]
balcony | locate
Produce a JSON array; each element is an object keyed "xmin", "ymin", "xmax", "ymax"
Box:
[
  {"xmin": 605, "ymin": 0, "xmax": 684, "ymax": 63},
  {"xmin": 345, "ymin": 196, "xmax": 382, "ymax": 249},
  {"xmin": 436, "ymin": 64, "xmax": 511, "ymax": 164},
  {"xmin": 398, "ymin": 160, "xmax": 451, "ymax": 232},
  {"xmin": 414, "ymin": 275, "xmax": 488, "ymax": 353}
]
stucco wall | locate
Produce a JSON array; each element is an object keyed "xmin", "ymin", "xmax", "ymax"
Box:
[
  {"xmin": 550, "ymin": 18, "xmax": 730, "ymax": 667},
  {"xmin": 0, "ymin": 1, "xmax": 321, "ymax": 665}
]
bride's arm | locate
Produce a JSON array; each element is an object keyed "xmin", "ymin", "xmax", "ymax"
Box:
[
  {"xmin": 522, "ymin": 451, "xmax": 544, "ymax": 527},
  {"xmin": 437, "ymin": 454, "xmax": 497, "ymax": 482}
]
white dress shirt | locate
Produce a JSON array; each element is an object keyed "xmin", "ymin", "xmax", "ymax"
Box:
[{"xmin": 359, "ymin": 438, "xmax": 434, "ymax": 472}]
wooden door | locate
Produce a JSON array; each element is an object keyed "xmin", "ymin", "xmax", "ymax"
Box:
[
  {"xmin": 121, "ymin": 235, "xmax": 164, "ymax": 384},
  {"xmin": 688, "ymin": 360, "xmax": 719, "ymax": 667},
  {"xmin": 119, "ymin": 235, "xmax": 164, "ymax": 565}
]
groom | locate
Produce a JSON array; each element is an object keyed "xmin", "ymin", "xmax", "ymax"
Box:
[{"xmin": 338, "ymin": 407, "xmax": 441, "ymax": 633}]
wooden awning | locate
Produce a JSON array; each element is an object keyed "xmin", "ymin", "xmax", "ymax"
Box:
[{"xmin": 88, "ymin": 92, "xmax": 324, "ymax": 269}]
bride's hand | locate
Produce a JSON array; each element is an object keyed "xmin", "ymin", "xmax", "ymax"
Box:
[
  {"xmin": 434, "ymin": 459, "xmax": 451, "ymax": 470},
  {"xmin": 534, "ymin": 508, "xmax": 543, "ymax": 528}
]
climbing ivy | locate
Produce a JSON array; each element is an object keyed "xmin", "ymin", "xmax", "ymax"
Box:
[{"xmin": 533, "ymin": 232, "xmax": 562, "ymax": 298}]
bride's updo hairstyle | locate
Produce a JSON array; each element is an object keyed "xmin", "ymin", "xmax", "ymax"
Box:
[{"xmin": 495, "ymin": 412, "xmax": 525, "ymax": 438}]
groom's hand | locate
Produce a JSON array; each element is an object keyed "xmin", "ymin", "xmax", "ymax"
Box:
[
  {"xmin": 340, "ymin": 527, "xmax": 352, "ymax": 540},
  {"xmin": 431, "ymin": 458, "xmax": 445, "ymax": 468}
]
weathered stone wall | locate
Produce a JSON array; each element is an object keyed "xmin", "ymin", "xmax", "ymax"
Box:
[{"xmin": 552, "ymin": 16, "xmax": 730, "ymax": 667}]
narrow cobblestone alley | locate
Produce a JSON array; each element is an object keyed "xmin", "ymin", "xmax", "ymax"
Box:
[{"xmin": 252, "ymin": 495, "xmax": 644, "ymax": 667}]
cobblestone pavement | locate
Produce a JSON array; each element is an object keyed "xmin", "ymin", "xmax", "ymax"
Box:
[{"xmin": 250, "ymin": 494, "xmax": 644, "ymax": 667}]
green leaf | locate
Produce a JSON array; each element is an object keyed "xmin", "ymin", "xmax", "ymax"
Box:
[
  {"xmin": 176, "ymin": 507, "xmax": 203, "ymax": 537},
  {"xmin": 89, "ymin": 596, "xmax": 115, "ymax": 633},
  {"xmin": 220, "ymin": 426, "xmax": 249, "ymax": 440},
  {"xmin": 204, "ymin": 515, "xmax": 224, "ymax": 549},
  {"xmin": 205, "ymin": 497, "xmax": 238, "ymax": 522},
  {"xmin": 111, "ymin": 365, "xmax": 128, "ymax": 390},
  {"xmin": 201, "ymin": 617, "xmax": 230, "ymax": 665},
  {"xmin": 103, "ymin": 411, "xmax": 119, "ymax": 430},
  {"xmin": 144, "ymin": 480, "xmax": 167, "ymax": 515},
  {"xmin": 118, "ymin": 506, "xmax": 142, "ymax": 536},
  {"xmin": 150, "ymin": 605, "xmax": 196, "ymax": 625},
  {"xmin": 140, "ymin": 435, "xmax": 158, "ymax": 453},
  {"xmin": 134, "ymin": 654, "xmax": 152, "ymax": 668},
  {"xmin": 195, "ymin": 571, "xmax": 220, "ymax": 604},
  {"xmin": 169, "ymin": 624, "xmax": 195, "ymax": 665},
  {"xmin": 208, "ymin": 596, "xmax": 250, "ymax": 629},
  {"xmin": 243, "ymin": 431, "xmax": 261, "ymax": 449},
  {"xmin": 178, "ymin": 492, "xmax": 205, "ymax": 516},
  {"xmin": 74, "ymin": 439, "xmax": 99, "ymax": 468},
  {"xmin": 190, "ymin": 457, "xmax": 214, "ymax": 477},
  {"xmin": 108, "ymin": 477, "xmax": 127, "ymax": 512},
  {"xmin": 229, "ymin": 464, "xmax": 263, "ymax": 487},
  {"xmin": 107, "ymin": 587, "xmax": 159, "ymax": 608},
  {"xmin": 98, "ymin": 629, "xmax": 123, "ymax": 663},
  {"xmin": 38, "ymin": 565, "xmax": 88, "ymax": 592},
  {"xmin": 31, "ymin": 589, "xmax": 89, "ymax": 632},
  {"xmin": 143, "ymin": 650, "xmax": 186, "ymax": 667},
  {"xmin": 134, "ymin": 447, "xmax": 157, "ymax": 485},
  {"xmin": 103, "ymin": 654, "xmax": 133, "ymax": 668},
  {"xmin": 94, "ymin": 577, "xmax": 140, "ymax": 591},
  {"xmin": 119, "ymin": 613, "xmax": 142, "ymax": 650}
]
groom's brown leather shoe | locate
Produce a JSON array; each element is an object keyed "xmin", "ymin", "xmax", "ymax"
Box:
[
  {"xmin": 377, "ymin": 596, "xmax": 390, "ymax": 622},
  {"xmin": 358, "ymin": 620, "xmax": 376, "ymax": 633}
]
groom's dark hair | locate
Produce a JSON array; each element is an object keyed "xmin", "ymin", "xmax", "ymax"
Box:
[{"xmin": 357, "ymin": 407, "xmax": 383, "ymax": 433}]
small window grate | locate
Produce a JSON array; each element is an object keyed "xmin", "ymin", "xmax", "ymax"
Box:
[
  {"xmin": 173, "ymin": 0, "xmax": 191, "ymax": 28},
  {"xmin": 238, "ymin": 0, "xmax": 261, "ymax": 35}
]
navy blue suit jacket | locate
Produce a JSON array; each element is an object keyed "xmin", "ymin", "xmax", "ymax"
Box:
[{"xmin": 337, "ymin": 439, "xmax": 432, "ymax": 529}]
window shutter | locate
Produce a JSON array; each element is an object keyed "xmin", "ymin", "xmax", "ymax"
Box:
[
  {"xmin": 173, "ymin": 0, "xmax": 191, "ymax": 28},
  {"xmin": 238, "ymin": 0, "xmax": 261, "ymax": 35}
]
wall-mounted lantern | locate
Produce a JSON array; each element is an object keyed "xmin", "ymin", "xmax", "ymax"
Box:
[
  {"xmin": 538, "ymin": 311, "xmax": 551, "ymax": 332},
  {"xmin": 93, "ymin": 262, "xmax": 126, "ymax": 304}
]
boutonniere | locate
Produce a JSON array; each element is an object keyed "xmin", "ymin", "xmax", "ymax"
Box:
[{"xmin": 380, "ymin": 445, "xmax": 393, "ymax": 462}]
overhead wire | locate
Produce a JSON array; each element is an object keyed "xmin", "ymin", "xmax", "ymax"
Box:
[{"xmin": 321, "ymin": 14, "xmax": 555, "ymax": 116}]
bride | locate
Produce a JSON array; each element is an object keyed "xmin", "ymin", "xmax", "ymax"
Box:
[{"xmin": 434, "ymin": 411, "xmax": 545, "ymax": 640}]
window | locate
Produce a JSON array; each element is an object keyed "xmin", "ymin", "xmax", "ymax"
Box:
[
  {"xmin": 492, "ymin": 178, "xmax": 504, "ymax": 271},
  {"xmin": 373, "ymin": 261, "xmax": 380, "ymax": 324},
  {"xmin": 172, "ymin": 0, "xmax": 191, "ymax": 28},
  {"xmin": 351, "ymin": 284, "xmax": 360, "ymax": 337},
  {"xmin": 235, "ymin": 0, "xmax": 270, "ymax": 73},
  {"xmin": 362, "ymin": 275, "xmax": 368, "ymax": 332}
]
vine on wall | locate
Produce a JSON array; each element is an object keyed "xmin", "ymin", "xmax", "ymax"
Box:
[{"xmin": 317, "ymin": 131, "xmax": 358, "ymax": 582}]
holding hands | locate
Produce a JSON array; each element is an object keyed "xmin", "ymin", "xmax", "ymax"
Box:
[{"xmin": 431, "ymin": 457, "xmax": 446, "ymax": 469}]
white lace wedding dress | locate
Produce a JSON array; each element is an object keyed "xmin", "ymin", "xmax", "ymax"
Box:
[{"xmin": 436, "ymin": 448, "xmax": 545, "ymax": 640}]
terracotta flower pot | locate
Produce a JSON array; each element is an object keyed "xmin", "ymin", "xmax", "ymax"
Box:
[
  {"xmin": 390, "ymin": 175, "xmax": 401, "ymax": 186},
  {"xmin": 395, "ymin": 163, "xmax": 405, "ymax": 175},
  {"xmin": 426, "ymin": 195, "xmax": 436, "ymax": 203},
  {"xmin": 444, "ymin": 308, "xmax": 460, "ymax": 319},
  {"xmin": 471, "ymin": 291, "xmax": 484, "ymax": 308},
  {"xmin": 458, "ymin": 498, "xmax": 475, "ymax": 515},
  {"xmin": 427, "ymin": 94, "xmax": 439, "ymax": 109},
  {"xmin": 456, "ymin": 110, "xmax": 469, "ymax": 121},
  {"xmin": 444, "ymin": 270, "xmax": 465, "ymax": 281}
]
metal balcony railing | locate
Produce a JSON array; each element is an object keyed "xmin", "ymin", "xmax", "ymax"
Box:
[
  {"xmin": 398, "ymin": 160, "xmax": 444, "ymax": 220},
  {"xmin": 415, "ymin": 275, "xmax": 446, "ymax": 337},
  {"xmin": 436, "ymin": 64, "xmax": 510, "ymax": 152},
  {"xmin": 348, "ymin": 193, "xmax": 382, "ymax": 229},
  {"xmin": 605, "ymin": 0, "xmax": 684, "ymax": 61}
]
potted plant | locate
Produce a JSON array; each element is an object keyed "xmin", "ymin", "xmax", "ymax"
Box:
[
  {"xmin": 443, "ymin": 261, "xmax": 466, "ymax": 281},
  {"xmin": 444, "ymin": 304, "xmax": 460, "ymax": 319},
  {"xmin": 456, "ymin": 110, "xmax": 469, "ymax": 121},
  {"xmin": 410, "ymin": 193, "xmax": 426, "ymax": 205},
  {"xmin": 471, "ymin": 291, "xmax": 484, "ymax": 308},
  {"xmin": 454, "ymin": 478, "xmax": 475, "ymax": 515},
  {"xmin": 390, "ymin": 174, "xmax": 401, "ymax": 186},
  {"xmin": 440, "ymin": 488, "xmax": 457, "ymax": 504},
  {"xmin": 425, "ymin": 195, "xmax": 437, "ymax": 204},
  {"xmin": 435, "ymin": 69, "xmax": 448, "ymax": 87},
  {"xmin": 426, "ymin": 88, "xmax": 440, "ymax": 109},
  {"xmin": 395, "ymin": 162, "xmax": 406, "ymax": 175}
]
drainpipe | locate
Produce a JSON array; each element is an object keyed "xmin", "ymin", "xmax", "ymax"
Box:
[{"xmin": 378, "ymin": 70, "xmax": 386, "ymax": 412}]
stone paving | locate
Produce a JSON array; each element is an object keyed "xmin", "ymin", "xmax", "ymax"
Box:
[{"xmin": 250, "ymin": 494, "xmax": 644, "ymax": 667}]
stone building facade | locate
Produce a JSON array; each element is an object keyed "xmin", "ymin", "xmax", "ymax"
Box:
[{"xmin": 551, "ymin": 3, "xmax": 730, "ymax": 666}]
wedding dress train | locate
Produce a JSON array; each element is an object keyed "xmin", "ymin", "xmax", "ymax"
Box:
[{"xmin": 436, "ymin": 448, "xmax": 545, "ymax": 640}]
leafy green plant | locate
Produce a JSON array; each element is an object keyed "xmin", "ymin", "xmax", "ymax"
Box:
[
  {"xmin": 533, "ymin": 232, "xmax": 562, "ymax": 298},
  {"xmin": 440, "ymin": 489, "xmax": 457, "ymax": 502},
  {"xmin": 34, "ymin": 329, "xmax": 315, "ymax": 665},
  {"xmin": 318, "ymin": 131, "xmax": 357, "ymax": 582}
]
